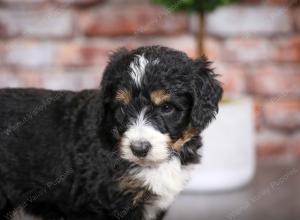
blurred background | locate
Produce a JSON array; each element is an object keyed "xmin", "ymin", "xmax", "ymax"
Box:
[{"xmin": 0, "ymin": 0, "xmax": 299, "ymax": 219}]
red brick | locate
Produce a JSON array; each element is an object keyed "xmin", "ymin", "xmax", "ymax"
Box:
[
  {"xmin": 273, "ymin": 36, "xmax": 300, "ymax": 62},
  {"xmin": 262, "ymin": 99, "xmax": 300, "ymax": 131},
  {"xmin": 3, "ymin": 41, "xmax": 57, "ymax": 68},
  {"xmin": 57, "ymin": 35, "xmax": 197, "ymax": 67},
  {"xmin": 242, "ymin": 0, "xmax": 299, "ymax": 5},
  {"xmin": 294, "ymin": 7, "xmax": 300, "ymax": 31},
  {"xmin": 248, "ymin": 64, "xmax": 300, "ymax": 96},
  {"xmin": 0, "ymin": 70, "xmax": 24, "ymax": 88},
  {"xmin": 39, "ymin": 69, "xmax": 102, "ymax": 91},
  {"xmin": 0, "ymin": 9, "xmax": 74, "ymax": 38},
  {"xmin": 254, "ymin": 99, "xmax": 264, "ymax": 130},
  {"xmin": 56, "ymin": 40, "xmax": 128, "ymax": 67},
  {"xmin": 0, "ymin": 42, "xmax": 5, "ymax": 65},
  {"xmin": 204, "ymin": 37, "xmax": 223, "ymax": 60},
  {"xmin": 0, "ymin": 10, "xmax": 19, "ymax": 37},
  {"xmin": 295, "ymin": 149, "xmax": 300, "ymax": 159},
  {"xmin": 119, "ymin": 35, "xmax": 197, "ymax": 58},
  {"xmin": 141, "ymin": 35, "xmax": 197, "ymax": 58},
  {"xmin": 257, "ymin": 144, "xmax": 288, "ymax": 158},
  {"xmin": 0, "ymin": 68, "xmax": 103, "ymax": 90},
  {"xmin": 214, "ymin": 62, "xmax": 247, "ymax": 93},
  {"xmin": 291, "ymin": 133, "xmax": 300, "ymax": 159},
  {"xmin": 206, "ymin": 6, "xmax": 292, "ymax": 37},
  {"xmin": 255, "ymin": 127, "xmax": 300, "ymax": 159},
  {"xmin": 214, "ymin": 36, "xmax": 300, "ymax": 63},
  {"xmin": 0, "ymin": 0, "xmax": 46, "ymax": 4},
  {"xmin": 0, "ymin": 69, "xmax": 46, "ymax": 88},
  {"xmin": 57, "ymin": 43, "xmax": 108, "ymax": 67},
  {"xmin": 109, "ymin": 0, "xmax": 143, "ymax": 3},
  {"xmin": 0, "ymin": 21, "xmax": 8, "ymax": 38},
  {"xmin": 79, "ymin": 4, "xmax": 188, "ymax": 36},
  {"xmin": 55, "ymin": 0, "xmax": 103, "ymax": 6},
  {"xmin": 223, "ymin": 38, "xmax": 273, "ymax": 62},
  {"xmin": 256, "ymin": 129, "xmax": 290, "ymax": 158}
]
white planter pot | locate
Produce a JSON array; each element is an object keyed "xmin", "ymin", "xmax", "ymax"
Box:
[{"xmin": 185, "ymin": 96, "xmax": 256, "ymax": 192}]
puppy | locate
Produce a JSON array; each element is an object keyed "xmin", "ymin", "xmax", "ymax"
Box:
[{"xmin": 0, "ymin": 46, "xmax": 223, "ymax": 220}]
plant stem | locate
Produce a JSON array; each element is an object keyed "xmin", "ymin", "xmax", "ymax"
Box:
[{"xmin": 197, "ymin": 11, "xmax": 205, "ymax": 57}]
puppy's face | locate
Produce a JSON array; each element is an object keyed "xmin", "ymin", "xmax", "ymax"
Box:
[{"xmin": 101, "ymin": 46, "xmax": 222, "ymax": 166}]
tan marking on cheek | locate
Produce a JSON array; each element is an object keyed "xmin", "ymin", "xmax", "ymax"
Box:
[
  {"xmin": 150, "ymin": 90, "xmax": 171, "ymax": 105},
  {"xmin": 171, "ymin": 128, "xmax": 198, "ymax": 152},
  {"xmin": 119, "ymin": 176, "xmax": 141, "ymax": 191},
  {"xmin": 115, "ymin": 89, "xmax": 132, "ymax": 104},
  {"xmin": 133, "ymin": 191, "xmax": 147, "ymax": 206}
]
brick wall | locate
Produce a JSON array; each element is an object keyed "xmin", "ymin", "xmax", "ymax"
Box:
[{"xmin": 0, "ymin": 0, "xmax": 299, "ymax": 161}]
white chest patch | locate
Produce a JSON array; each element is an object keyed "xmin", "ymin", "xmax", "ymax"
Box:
[{"xmin": 133, "ymin": 158, "xmax": 194, "ymax": 220}]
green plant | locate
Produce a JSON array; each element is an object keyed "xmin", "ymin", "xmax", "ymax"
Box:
[{"xmin": 153, "ymin": 0, "xmax": 239, "ymax": 56}]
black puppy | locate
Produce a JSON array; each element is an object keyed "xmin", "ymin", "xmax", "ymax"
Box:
[{"xmin": 0, "ymin": 46, "xmax": 223, "ymax": 220}]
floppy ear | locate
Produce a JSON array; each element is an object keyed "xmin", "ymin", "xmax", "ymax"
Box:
[
  {"xmin": 190, "ymin": 57, "xmax": 223, "ymax": 131},
  {"xmin": 92, "ymin": 48, "xmax": 130, "ymax": 127},
  {"xmin": 100, "ymin": 48, "xmax": 130, "ymax": 103},
  {"xmin": 100, "ymin": 48, "xmax": 130, "ymax": 88}
]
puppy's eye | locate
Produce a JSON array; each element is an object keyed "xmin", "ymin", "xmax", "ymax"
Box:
[
  {"xmin": 159, "ymin": 104, "xmax": 174, "ymax": 114},
  {"xmin": 115, "ymin": 106, "xmax": 126, "ymax": 122}
]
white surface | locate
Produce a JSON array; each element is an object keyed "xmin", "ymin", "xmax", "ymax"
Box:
[{"xmin": 185, "ymin": 97, "xmax": 256, "ymax": 192}]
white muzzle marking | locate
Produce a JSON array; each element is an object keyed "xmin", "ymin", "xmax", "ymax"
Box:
[{"xmin": 120, "ymin": 109, "xmax": 170, "ymax": 163}]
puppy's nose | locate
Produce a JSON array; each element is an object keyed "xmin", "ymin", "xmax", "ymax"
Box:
[{"xmin": 130, "ymin": 141, "xmax": 151, "ymax": 158}]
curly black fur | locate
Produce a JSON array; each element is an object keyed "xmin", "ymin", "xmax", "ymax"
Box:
[{"xmin": 0, "ymin": 46, "xmax": 222, "ymax": 220}]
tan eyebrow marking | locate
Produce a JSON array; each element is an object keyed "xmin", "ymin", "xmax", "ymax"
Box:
[
  {"xmin": 171, "ymin": 128, "xmax": 198, "ymax": 152},
  {"xmin": 115, "ymin": 89, "xmax": 132, "ymax": 104},
  {"xmin": 150, "ymin": 90, "xmax": 171, "ymax": 105}
]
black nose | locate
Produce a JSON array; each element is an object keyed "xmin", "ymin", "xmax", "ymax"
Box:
[{"xmin": 130, "ymin": 141, "xmax": 151, "ymax": 158}]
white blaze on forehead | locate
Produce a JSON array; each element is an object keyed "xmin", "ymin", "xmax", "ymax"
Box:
[
  {"xmin": 129, "ymin": 55, "xmax": 159, "ymax": 87},
  {"xmin": 133, "ymin": 107, "xmax": 149, "ymax": 127},
  {"xmin": 130, "ymin": 55, "xmax": 149, "ymax": 87},
  {"xmin": 120, "ymin": 108, "xmax": 170, "ymax": 162}
]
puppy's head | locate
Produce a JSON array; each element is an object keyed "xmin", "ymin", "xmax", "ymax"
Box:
[{"xmin": 101, "ymin": 46, "xmax": 222, "ymax": 166}]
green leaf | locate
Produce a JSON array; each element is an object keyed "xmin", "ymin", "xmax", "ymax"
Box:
[{"xmin": 152, "ymin": 0, "xmax": 240, "ymax": 12}]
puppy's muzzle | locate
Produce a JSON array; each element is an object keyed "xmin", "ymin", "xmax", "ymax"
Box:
[{"xmin": 130, "ymin": 141, "xmax": 152, "ymax": 158}]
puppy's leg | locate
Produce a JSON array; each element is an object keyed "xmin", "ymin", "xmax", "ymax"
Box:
[
  {"xmin": 65, "ymin": 213, "xmax": 107, "ymax": 220},
  {"xmin": 0, "ymin": 191, "xmax": 13, "ymax": 220},
  {"xmin": 1, "ymin": 208, "xmax": 13, "ymax": 220},
  {"xmin": 24, "ymin": 203, "xmax": 64, "ymax": 220},
  {"xmin": 156, "ymin": 210, "xmax": 167, "ymax": 220}
]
